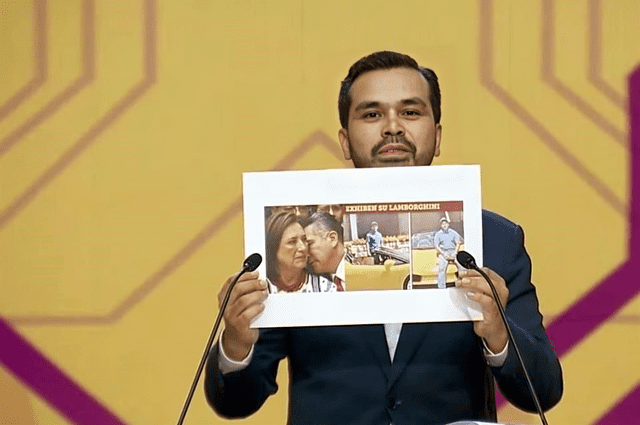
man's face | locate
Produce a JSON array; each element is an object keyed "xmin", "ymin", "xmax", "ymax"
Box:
[
  {"xmin": 304, "ymin": 223, "xmax": 336, "ymax": 274},
  {"xmin": 372, "ymin": 224, "xmax": 378, "ymax": 232},
  {"xmin": 338, "ymin": 67, "xmax": 441, "ymax": 168},
  {"xmin": 441, "ymin": 220, "xmax": 449, "ymax": 231}
]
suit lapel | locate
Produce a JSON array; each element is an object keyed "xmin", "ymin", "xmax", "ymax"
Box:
[
  {"xmin": 359, "ymin": 325, "xmax": 392, "ymax": 381},
  {"xmin": 387, "ymin": 323, "xmax": 432, "ymax": 388},
  {"xmin": 359, "ymin": 323, "xmax": 433, "ymax": 387}
]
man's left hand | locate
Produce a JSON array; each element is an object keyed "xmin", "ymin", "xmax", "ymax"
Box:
[{"xmin": 456, "ymin": 268, "xmax": 509, "ymax": 353}]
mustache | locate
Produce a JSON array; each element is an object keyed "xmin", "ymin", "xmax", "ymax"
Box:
[{"xmin": 371, "ymin": 136, "xmax": 416, "ymax": 157}]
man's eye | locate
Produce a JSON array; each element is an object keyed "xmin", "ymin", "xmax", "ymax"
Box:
[
  {"xmin": 404, "ymin": 110, "xmax": 419, "ymax": 116},
  {"xmin": 363, "ymin": 112, "xmax": 379, "ymax": 118}
]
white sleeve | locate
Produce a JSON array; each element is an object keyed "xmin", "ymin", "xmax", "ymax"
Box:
[
  {"xmin": 217, "ymin": 329, "xmax": 255, "ymax": 374},
  {"xmin": 482, "ymin": 339, "xmax": 508, "ymax": 367}
]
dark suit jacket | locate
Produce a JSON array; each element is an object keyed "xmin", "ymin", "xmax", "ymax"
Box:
[{"xmin": 204, "ymin": 210, "xmax": 563, "ymax": 425}]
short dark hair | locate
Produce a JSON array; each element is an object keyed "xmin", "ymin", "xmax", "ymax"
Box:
[
  {"xmin": 265, "ymin": 210, "xmax": 301, "ymax": 282},
  {"xmin": 306, "ymin": 211, "xmax": 343, "ymax": 244},
  {"xmin": 338, "ymin": 51, "xmax": 441, "ymax": 129}
]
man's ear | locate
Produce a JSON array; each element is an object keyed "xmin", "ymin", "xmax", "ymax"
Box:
[
  {"xmin": 338, "ymin": 128, "xmax": 352, "ymax": 161},
  {"xmin": 434, "ymin": 123, "xmax": 442, "ymax": 158},
  {"xmin": 328, "ymin": 230, "xmax": 339, "ymax": 247}
]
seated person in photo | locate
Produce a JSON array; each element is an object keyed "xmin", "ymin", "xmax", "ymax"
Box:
[{"xmin": 434, "ymin": 217, "xmax": 463, "ymax": 289}]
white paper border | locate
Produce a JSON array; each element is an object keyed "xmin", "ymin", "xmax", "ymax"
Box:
[{"xmin": 243, "ymin": 165, "xmax": 484, "ymax": 327}]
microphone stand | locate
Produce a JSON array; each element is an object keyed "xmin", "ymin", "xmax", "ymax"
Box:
[
  {"xmin": 176, "ymin": 254, "xmax": 262, "ymax": 425},
  {"xmin": 457, "ymin": 251, "xmax": 549, "ymax": 425}
]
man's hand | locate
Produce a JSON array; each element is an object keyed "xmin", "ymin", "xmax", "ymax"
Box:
[
  {"xmin": 456, "ymin": 268, "xmax": 509, "ymax": 353},
  {"xmin": 219, "ymin": 271, "xmax": 268, "ymax": 361}
]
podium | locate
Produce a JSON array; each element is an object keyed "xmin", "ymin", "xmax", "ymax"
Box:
[{"xmin": 447, "ymin": 422, "xmax": 520, "ymax": 425}]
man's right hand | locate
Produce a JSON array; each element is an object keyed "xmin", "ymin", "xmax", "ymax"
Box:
[{"xmin": 218, "ymin": 271, "xmax": 268, "ymax": 362}]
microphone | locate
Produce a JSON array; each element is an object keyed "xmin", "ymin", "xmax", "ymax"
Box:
[
  {"xmin": 243, "ymin": 252, "xmax": 262, "ymax": 272},
  {"xmin": 456, "ymin": 250, "xmax": 477, "ymax": 270},
  {"xmin": 456, "ymin": 251, "xmax": 548, "ymax": 425},
  {"xmin": 177, "ymin": 253, "xmax": 263, "ymax": 425}
]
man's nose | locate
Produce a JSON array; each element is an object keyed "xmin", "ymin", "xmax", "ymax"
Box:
[{"xmin": 382, "ymin": 112, "xmax": 405, "ymax": 137}]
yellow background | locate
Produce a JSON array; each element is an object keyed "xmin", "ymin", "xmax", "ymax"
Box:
[{"xmin": 1, "ymin": 0, "xmax": 638, "ymax": 423}]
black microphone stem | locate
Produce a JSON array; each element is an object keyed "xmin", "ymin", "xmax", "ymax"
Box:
[
  {"xmin": 176, "ymin": 264, "xmax": 251, "ymax": 425},
  {"xmin": 472, "ymin": 265, "xmax": 549, "ymax": 425}
]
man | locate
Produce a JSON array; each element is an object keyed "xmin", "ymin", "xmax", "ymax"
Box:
[
  {"xmin": 304, "ymin": 211, "xmax": 346, "ymax": 291},
  {"xmin": 434, "ymin": 217, "xmax": 463, "ymax": 289},
  {"xmin": 204, "ymin": 51, "xmax": 563, "ymax": 425},
  {"xmin": 366, "ymin": 221, "xmax": 384, "ymax": 264}
]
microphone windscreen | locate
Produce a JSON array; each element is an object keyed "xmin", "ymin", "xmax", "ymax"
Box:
[
  {"xmin": 456, "ymin": 251, "xmax": 476, "ymax": 269},
  {"xmin": 243, "ymin": 253, "xmax": 263, "ymax": 272}
]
